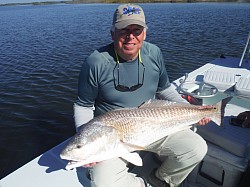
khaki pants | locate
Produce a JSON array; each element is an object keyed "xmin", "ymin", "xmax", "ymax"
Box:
[{"xmin": 88, "ymin": 129, "xmax": 207, "ymax": 187}]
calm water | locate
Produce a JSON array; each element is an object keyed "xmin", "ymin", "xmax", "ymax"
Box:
[{"xmin": 0, "ymin": 3, "xmax": 250, "ymax": 179}]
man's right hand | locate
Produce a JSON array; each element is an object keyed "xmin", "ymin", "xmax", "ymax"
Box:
[{"xmin": 84, "ymin": 162, "xmax": 99, "ymax": 168}]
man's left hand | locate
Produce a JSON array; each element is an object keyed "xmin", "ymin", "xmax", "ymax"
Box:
[
  {"xmin": 182, "ymin": 95, "xmax": 211, "ymax": 126},
  {"xmin": 197, "ymin": 117, "xmax": 211, "ymax": 126}
]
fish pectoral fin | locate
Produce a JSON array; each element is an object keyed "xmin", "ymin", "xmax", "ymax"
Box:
[
  {"xmin": 121, "ymin": 152, "xmax": 143, "ymax": 166},
  {"xmin": 121, "ymin": 141, "xmax": 145, "ymax": 151},
  {"xmin": 166, "ymin": 125, "xmax": 193, "ymax": 136}
]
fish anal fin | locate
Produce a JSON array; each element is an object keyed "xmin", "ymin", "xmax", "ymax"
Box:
[{"xmin": 166, "ymin": 125, "xmax": 193, "ymax": 136}]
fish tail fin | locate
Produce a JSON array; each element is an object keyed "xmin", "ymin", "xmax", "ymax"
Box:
[
  {"xmin": 212, "ymin": 97, "xmax": 233, "ymax": 126},
  {"xmin": 211, "ymin": 110, "xmax": 222, "ymax": 126}
]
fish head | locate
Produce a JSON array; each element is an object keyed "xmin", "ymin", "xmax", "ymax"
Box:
[{"xmin": 60, "ymin": 122, "xmax": 122, "ymax": 168}]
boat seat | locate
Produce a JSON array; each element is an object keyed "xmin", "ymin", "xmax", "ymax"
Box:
[
  {"xmin": 197, "ymin": 104, "xmax": 250, "ymax": 159},
  {"xmin": 234, "ymin": 77, "xmax": 250, "ymax": 98},
  {"xmin": 203, "ymin": 70, "xmax": 237, "ymax": 92}
]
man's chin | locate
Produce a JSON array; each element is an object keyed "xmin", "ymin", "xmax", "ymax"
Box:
[{"xmin": 122, "ymin": 48, "xmax": 139, "ymax": 55}]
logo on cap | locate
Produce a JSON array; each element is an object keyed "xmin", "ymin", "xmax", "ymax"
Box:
[{"xmin": 123, "ymin": 6, "xmax": 141, "ymax": 16}]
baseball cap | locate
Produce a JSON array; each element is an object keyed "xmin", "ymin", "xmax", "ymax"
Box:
[{"xmin": 112, "ymin": 4, "xmax": 147, "ymax": 30}]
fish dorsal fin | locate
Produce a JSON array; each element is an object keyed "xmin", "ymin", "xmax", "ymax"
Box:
[{"xmin": 138, "ymin": 99, "xmax": 182, "ymax": 108}]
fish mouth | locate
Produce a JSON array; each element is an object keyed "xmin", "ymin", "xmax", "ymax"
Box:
[
  {"xmin": 65, "ymin": 160, "xmax": 87, "ymax": 170},
  {"xmin": 60, "ymin": 153, "xmax": 82, "ymax": 161},
  {"xmin": 60, "ymin": 155, "xmax": 86, "ymax": 170}
]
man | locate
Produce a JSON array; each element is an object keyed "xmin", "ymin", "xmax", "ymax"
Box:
[{"xmin": 74, "ymin": 4, "xmax": 209, "ymax": 187}]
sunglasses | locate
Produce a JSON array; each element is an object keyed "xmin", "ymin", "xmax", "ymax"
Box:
[{"xmin": 113, "ymin": 49, "xmax": 145, "ymax": 92}]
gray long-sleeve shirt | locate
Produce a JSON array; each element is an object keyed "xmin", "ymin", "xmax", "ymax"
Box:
[{"xmin": 74, "ymin": 41, "xmax": 187, "ymax": 129}]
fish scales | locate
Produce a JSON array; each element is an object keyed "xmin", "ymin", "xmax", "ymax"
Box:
[
  {"xmin": 60, "ymin": 99, "xmax": 228, "ymax": 170},
  {"xmin": 108, "ymin": 106, "xmax": 202, "ymax": 145},
  {"xmin": 107, "ymin": 107, "xmax": 207, "ymax": 146}
]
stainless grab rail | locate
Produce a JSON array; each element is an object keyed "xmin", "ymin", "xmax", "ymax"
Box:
[{"xmin": 239, "ymin": 31, "xmax": 250, "ymax": 68}]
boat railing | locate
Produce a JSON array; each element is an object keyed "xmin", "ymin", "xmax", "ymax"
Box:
[{"xmin": 239, "ymin": 31, "xmax": 250, "ymax": 67}]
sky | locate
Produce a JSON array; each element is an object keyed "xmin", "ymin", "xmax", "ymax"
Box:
[{"xmin": 0, "ymin": 0, "xmax": 67, "ymax": 4}]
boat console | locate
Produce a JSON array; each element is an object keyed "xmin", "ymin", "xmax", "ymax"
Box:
[{"xmin": 174, "ymin": 53, "xmax": 250, "ymax": 187}]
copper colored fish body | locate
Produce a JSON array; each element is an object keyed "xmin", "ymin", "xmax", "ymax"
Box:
[{"xmin": 60, "ymin": 99, "xmax": 227, "ymax": 170}]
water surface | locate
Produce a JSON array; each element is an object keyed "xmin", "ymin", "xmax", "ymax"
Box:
[{"xmin": 0, "ymin": 3, "xmax": 250, "ymax": 179}]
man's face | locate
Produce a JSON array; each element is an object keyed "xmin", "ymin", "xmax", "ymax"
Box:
[{"xmin": 112, "ymin": 24, "xmax": 146, "ymax": 61}]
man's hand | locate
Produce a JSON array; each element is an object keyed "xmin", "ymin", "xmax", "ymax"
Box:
[
  {"xmin": 197, "ymin": 117, "xmax": 211, "ymax": 126},
  {"xmin": 182, "ymin": 95, "xmax": 202, "ymax": 105},
  {"xmin": 84, "ymin": 162, "xmax": 99, "ymax": 168},
  {"xmin": 182, "ymin": 95, "xmax": 211, "ymax": 126}
]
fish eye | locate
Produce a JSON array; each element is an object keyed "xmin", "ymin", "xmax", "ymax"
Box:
[{"xmin": 76, "ymin": 145, "xmax": 82, "ymax": 149}]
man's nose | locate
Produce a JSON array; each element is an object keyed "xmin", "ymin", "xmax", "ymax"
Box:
[{"xmin": 126, "ymin": 33, "xmax": 134, "ymax": 39}]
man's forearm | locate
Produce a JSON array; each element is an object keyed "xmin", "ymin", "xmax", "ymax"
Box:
[
  {"xmin": 156, "ymin": 84, "xmax": 188, "ymax": 104},
  {"xmin": 74, "ymin": 103, "xmax": 94, "ymax": 131}
]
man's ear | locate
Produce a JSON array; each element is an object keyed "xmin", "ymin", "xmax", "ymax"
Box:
[{"xmin": 143, "ymin": 30, "xmax": 146, "ymax": 40}]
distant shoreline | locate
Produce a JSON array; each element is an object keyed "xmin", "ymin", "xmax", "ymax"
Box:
[{"xmin": 0, "ymin": 0, "xmax": 249, "ymax": 6}]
